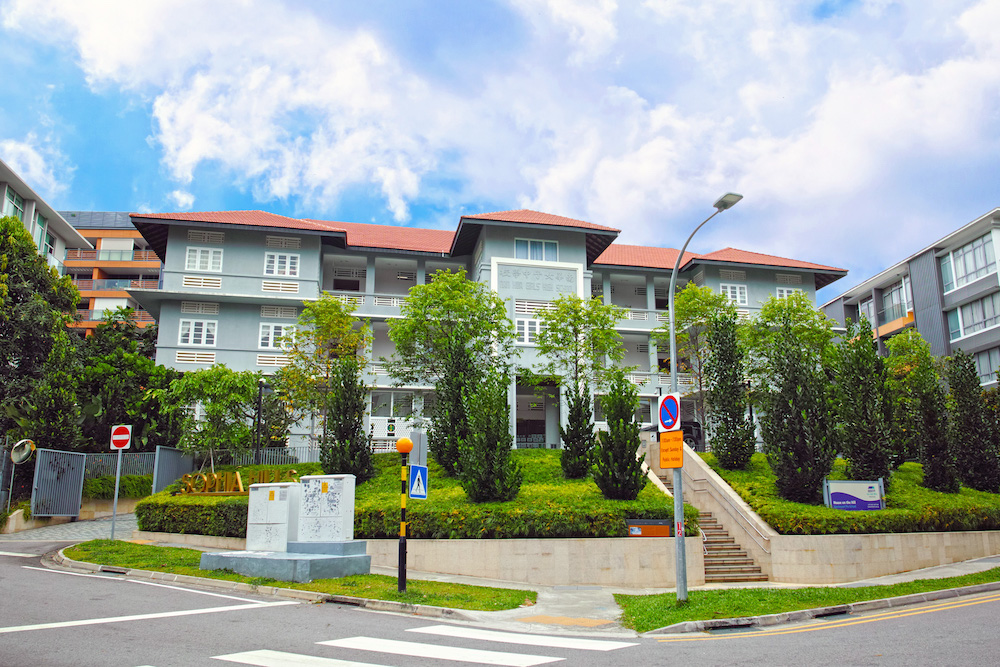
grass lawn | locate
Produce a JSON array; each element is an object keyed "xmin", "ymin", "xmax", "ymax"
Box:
[
  {"xmin": 616, "ymin": 567, "xmax": 1000, "ymax": 632},
  {"xmin": 703, "ymin": 453, "xmax": 1000, "ymax": 534},
  {"xmin": 64, "ymin": 540, "xmax": 537, "ymax": 612}
]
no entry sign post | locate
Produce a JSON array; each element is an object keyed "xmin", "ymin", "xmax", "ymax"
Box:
[{"xmin": 109, "ymin": 424, "xmax": 132, "ymax": 540}]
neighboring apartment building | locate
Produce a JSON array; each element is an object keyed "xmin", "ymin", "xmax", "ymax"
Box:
[
  {"xmin": 60, "ymin": 211, "xmax": 161, "ymax": 335},
  {"xmin": 822, "ymin": 208, "xmax": 1000, "ymax": 387},
  {"xmin": 127, "ymin": 209, "xmax": 846, "ymax": 448},
  {"xmin": 0, "ymin": 158, "xmax": 91, "ymax": 272}
]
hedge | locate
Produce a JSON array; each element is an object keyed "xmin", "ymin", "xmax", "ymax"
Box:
[
  {"xmin": 82, "ymin": 474, "xmax": 153, "ymax": 500},
  {"xmin": 705, "ymin": 453, "xmax": 1000, "ymax": 535},
  {"xmin": 136, "ymin": 450, "xmax": 697, "ymax": 539}
]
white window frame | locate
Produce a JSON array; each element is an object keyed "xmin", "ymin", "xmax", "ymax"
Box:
[
  {"xmin": 720, "ymin": 283, "xmax": 748, "ymax": 306},
  {"xmin": 264, "ymin": 252, "xmax": 300, "ymax": 278},
  {"xmin": 940, "ymin": 232, "xmax": 996, "ymax": 293},
  {"xmin": 776, "ymin": 287, "xmax": 802, "ymax": 299},
  {"xmin": 948, "ymin": 292, "xmax": 1000, "ymax": 342},
  {"xmin": 974, "ymin": 348, "xmax": 1000, "ymax": 385},
  {"xmin": 514, "ymin": 238, "xmax": 558, "ymax": 262},
  {"xmin": 178, "ymin": 319, "xmax": 217, "ymax": 347},
  {"xmin": 185, "ymin": 246, "xmax": 223, "ymax": 273},
  {"xmin": 515, "ymin": 318, "xmax": 544, "ymax": 345},
  {"xmin": 259, "ymin": 322, "xmax": 293, "ymax": 350}
]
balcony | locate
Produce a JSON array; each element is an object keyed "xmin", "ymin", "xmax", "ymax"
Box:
[
  {"xmin": 74, "ymin": 309, "xmax": 155, "ymax": 323},
  {"xmin": 65, "ymin": 249, "xmax": 160, "ymax": 262},
  {"xmin": 328, "ymin": 291, "xmax": 408, "ymax": 318},
  {"xmin": 875, "ymin": 302, "xmax": 915, "ymax": 337},
  {"xmin": 72, "ymin": 278, "xmax": 160, "ymax": 291}
]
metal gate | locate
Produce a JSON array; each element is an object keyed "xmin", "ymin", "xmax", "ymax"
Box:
[
  {"xmin": 31, "ymin": 449, "xmax": 86, "ymax": 517},
  {"xmin": 152, "ymin": 446, "xmax": 195, "ymax": 493}
]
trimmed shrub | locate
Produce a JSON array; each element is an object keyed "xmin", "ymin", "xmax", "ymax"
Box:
[
  {"xmin": 947, "ymin": 350, "xmax": 1000, "ymax": 493},
  {"xmin": 559, "ymin": 385, "xmax": 596, "ymax": 478},
  {"xmin": 82, "ymin": 474, "xmax": 153, "ymax": 500},
  {"xmin": 592, "ymin": 369, "xmax": 647, "ymax": 500}
]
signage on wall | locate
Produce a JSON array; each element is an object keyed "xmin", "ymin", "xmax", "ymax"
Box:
[{"xmin": 823, "ymin": 478, "xmax": 885, "ymax": 511}]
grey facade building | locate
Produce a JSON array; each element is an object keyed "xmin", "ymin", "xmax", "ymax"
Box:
[
  {"xmin": 821, "ymin": 208, "xmax": 1000, "ymax": 387},
  {"xmin": 127, "ymin": 208, "xmax": 846, "ymax": 449}
]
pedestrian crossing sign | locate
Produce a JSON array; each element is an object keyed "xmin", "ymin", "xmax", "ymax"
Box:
[{"xmin": 409, "ymin": 464, "xmax": 428, "ymax": 500}]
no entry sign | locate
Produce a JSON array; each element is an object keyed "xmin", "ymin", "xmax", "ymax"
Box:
[{"xmin": 110, "ymin": 424, "xmax": 133, "ymax": 450}]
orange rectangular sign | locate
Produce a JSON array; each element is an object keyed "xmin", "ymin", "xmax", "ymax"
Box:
[{"xmin": 659, "ymin": 431, "xmax": 684, "ymax": 469}]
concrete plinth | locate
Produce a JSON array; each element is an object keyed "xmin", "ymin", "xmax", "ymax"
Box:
[{"xmin": 199, "ymin": 540, "xmax": 370, "ymax": 583}]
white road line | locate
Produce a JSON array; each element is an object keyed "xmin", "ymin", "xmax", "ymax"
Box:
[
  {"xmin": 0, "ymin": 550, "xmax": 36, "ymax": 558},
  {"xmin": 318, "ymin": 637, "xmax": 563, "ymax": 666},
  {"xmin": 22, "ymin": 566, "xmax": 260, "ymax": 602},
  {"xmin": 214, "ymin": 649, "xmax": 388, "ymax": 667},
  {"xmin": 407, "ymin": 625, "xmax": 639, "ymax": 651},
  {"xmin": 0, "ymin": 600, "xmax": 299, "ymax": 634}
]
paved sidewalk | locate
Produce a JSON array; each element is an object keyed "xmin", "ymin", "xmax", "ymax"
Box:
[{"xmin": 0, "ymin": 514, "xmax": 138, "ymax": 541}]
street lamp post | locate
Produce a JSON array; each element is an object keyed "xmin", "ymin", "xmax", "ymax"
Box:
[
  {"xmin": 668, "ymin": 192, "xmax": 742, "ymax": 603},
  {"xmin": 253, "ymin": 379, "xmax": 271, "ymax": 465}
]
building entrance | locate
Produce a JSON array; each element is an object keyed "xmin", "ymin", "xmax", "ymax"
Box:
[{"xmin": 515, "ymin": 383, "xmax": 559, "ymax": 449}]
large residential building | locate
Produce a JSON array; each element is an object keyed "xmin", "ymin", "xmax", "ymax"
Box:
[
  {"xmin": 1, "ymin": 158, "xmax": 91, "ymax": 272},
  {"xmin": 60, "ymin": 211, "xmax": 160, "ymax": 335},
  {"xmin": 821, "ymin": 208, "xmax": 1000, "ymax": 387},
  {"xmin": 127, "ymin": 208, "xmax": 846, "ymax": 448}
]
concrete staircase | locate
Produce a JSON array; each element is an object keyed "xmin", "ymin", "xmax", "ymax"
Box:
[{"xmin": 659, "ymin": 473, "xmax": 767, "ymax": 583}]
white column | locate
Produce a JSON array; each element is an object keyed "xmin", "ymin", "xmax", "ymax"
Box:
[{"xmin": 365, "ymin": 256, "xmax": 376, "ymax": 294}]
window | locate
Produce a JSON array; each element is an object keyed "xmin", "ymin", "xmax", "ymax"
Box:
[
  {"xmin": 43, "ymin": 232, "xmax": 55, "ymax": 255},
  {"xmin": 948, "ymin": 292, "xmax": 1000, "ymax": 341},
  {"xmin": 516, "ymin": 318, "xmax": 544, "ymax": 345},
  {"xmin": 264, "ymin": 252, "xmax": 299, "ymax": 277},
  {"xmin": 515, "ymin": 239, "xmax": 558, "ymax": 261},
  {"xmin": 720, "ymin": 283, "xmax": 748, "ymax": 306},
  {"xmin": 858, "ymin": 298, "xmax": 876, "ymax": 326},
  {"xmin": 371, "ymin": 391, "xmax": 414, "ymax": 418},
  {"xmin": 882, "ymin": 280, "xmax": 908, "ymax": 322},
  {"xmin": 259, "ymin": 323, "xmax": 293, "ymax": 349},
  {"xmin": 178, "ymin": 319, "xmax": 217, "ymax": 346},
  {"xmin": 974, "ymin": 348, "xmax": 1000, "ymax": 385},
  {"xmin": 776, "ymin": 287, "xmax": 802, "ymax": 299},
  {"xmin": 3, "ymin": 187, "xmax": 24, "ymax": 221},
  {"xmin": 940, "ymin": 233, "xmax": 996, "ymax": 292},
  {"xmin": 185, "ymin": 247, "xmax": 223, "ymax": 272}
]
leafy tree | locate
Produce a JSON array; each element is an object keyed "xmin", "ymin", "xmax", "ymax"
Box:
[
  {"xmin": 457, "ymin": 368, "xmax": 523, "ymax": 502},
  {"xmin": 704, "ymin": 309, "xmax": 755, "ymax": 469},
  {"xmin": 0, "ymin": 215, "xmax": 79, "ymax": 435},
  {"xmin": 167, "ymin": 366, "xmax": 261, "ymax": 464},
  {"xmin": 11, "ymin": 329, "xmax": 86, "ymax": 451},
  {"xmin": 387, "ymin": 269, "xmax": 514, "ymax": 475},
  {"xmin": 759, "ymin": 317, "xmax": 836, "ymax": 504},
  {"xmin": 946, "ymin": 350, "xmax": 1000, "ymax": 493},
  {"xmin": 535, "ymin": 294, "xmax": 625, "ymax": 477},
  {"xmin": 592, "ymin": 368, "xmax": 647, "ymax": 500},
  {"xmin": 886, "ymin": 330, "xmax": 958, "ymax": 492},
  {"xmin": 832, "ymin": 318, "xmax": 894, "ymax": 485},
  {"xmin": 281, "ymin": 295, "xmax": 374, "ymax": 483},
  {"xmin": 84, "ymin": 306, "xmax": 157, "ymax": 359},
  {"xmin": 653, "ymin": 282, "xmax": 735, "ymax": 426}
]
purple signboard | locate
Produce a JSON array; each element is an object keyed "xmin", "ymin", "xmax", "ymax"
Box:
[{"xmin": 823, "ymin": 479, "xmax": 885, "ymax": 511}]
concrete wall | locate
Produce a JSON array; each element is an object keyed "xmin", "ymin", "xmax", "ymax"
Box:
[{"xmin": 366, "ymin": 536, "xmax": 705, "ymax": 587}]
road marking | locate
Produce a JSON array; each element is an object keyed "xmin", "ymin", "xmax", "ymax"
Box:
[
  {"xmin": 0, "ymin": 600, "xmax": 299, "ymax": 634},
  {"xmin": 319, "ymin": 637, "xmax": 563, "ymax": 666},
  {"xmin": 214, "ymin": 649, "xmax": 387, "ymax": 666},
  {"xmin": 0, "ymin": 550, "xmax": 35, "ymax": 558},
  {"xmin": 22, "ymin": 566, "xmax": 260, "ymax": 602},
  {"xmin": 658, "ymin": 592, "xmax": 1000, "ymax": 642},
  {"xmin": 407, "ymin": 624, "xmax": 638, "ymax": 651}
]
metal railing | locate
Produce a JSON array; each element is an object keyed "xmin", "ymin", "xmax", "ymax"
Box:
[
  {"xmin": 72, "ymin": 279, "xmax": 160, "ymax": 291},
  {"xmin": 75, "ymin": 309, "xmax": 155, "ymax": 322},
  {"xmin": 65, "ymin": 249, "xmax": 160, "ymax": 262},
  {"xmin": 877, "ymin": 302, "xmax": 911, "ymax": 326},
  {"xmin": 83, "ymin": 452, "xmax": 156, "ymax": 480},
  {"xmin": 682, "ymin": 462, "xmax": 772, "ymax": 554}
]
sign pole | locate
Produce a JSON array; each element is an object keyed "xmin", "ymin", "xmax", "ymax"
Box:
[
  {"xmin": 658, "ymin": 393, "xmax": 686, "ymax": 602},
  {"xmin": 111, "ymin": 447, "xmax": 122, "ymax": 541},
  {"xmin": 396, "ymin": 437, "xmax": 413, "ymax": 593}
]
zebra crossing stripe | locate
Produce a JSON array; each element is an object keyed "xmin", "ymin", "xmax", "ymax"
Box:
[
  {"xmin": 318, "ymin": 636, "xmax": 563, "ymax": 666},
  {"xmin": 214, "ymin": 649, "xmax": 386, "ymax": 666},
  {"xmin": 407, "ymin": 624, "xmax": 639, "ymax": 651}
]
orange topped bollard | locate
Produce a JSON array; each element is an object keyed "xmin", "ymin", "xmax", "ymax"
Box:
[{"xmin": 396, "ymin": 436, "xmax": 413, "ymax": 591}]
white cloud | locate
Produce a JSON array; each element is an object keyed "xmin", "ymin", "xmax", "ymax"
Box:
[
  {"xmin": 168, "ymin": 189, "xmax": 195, "ymax": 210},
  {"xmin": 0, "ymin": 134, "xmax": 72, "ymax": 199},
  {"xmin": 508, "ymin": 0, "xmax": 619, "ymax": 65}
]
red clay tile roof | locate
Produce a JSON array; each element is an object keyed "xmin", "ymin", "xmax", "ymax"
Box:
[
  {"xmin": 593, "ymin": 244, "xmax": 700, "ymax": 270},
  {"xmin": 691, "ymin": 247, "xmax": 846, "ymax": 273},
  {"xmin": 130, "ymin": 210, "xmax": 340, "ymax": 233},
  {"xmin": 305, "ymin": 219, "xmax": 454, "ymax": 253},
  {"xmin": 462, "ymin": 209, "xmax": 619, "ymax": 233}
]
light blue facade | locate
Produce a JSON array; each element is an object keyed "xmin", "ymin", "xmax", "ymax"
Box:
[{"xmin": 129, "ymin": 210, "xmax": 845, "ymax": 449}]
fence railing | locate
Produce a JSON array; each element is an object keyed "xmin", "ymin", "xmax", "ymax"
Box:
[
  {"xmin": 72, "ymin": 279, "xmax": 160, "ymax": 291},
  {"xmin": 83, "ymin": 452, "xmax": 156, "ymax": 480},
  {"xmin": 65, "ymin": 249, "xmax": 160, "ymax": 262},
  {"xmin": 76, "ymin": 309, "xmax": 155, "ymax": 322}
]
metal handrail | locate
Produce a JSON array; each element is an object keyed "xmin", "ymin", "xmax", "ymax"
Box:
[{"xmin": 684, "ymin": 465, "xmax": 772, "ymax": 554}]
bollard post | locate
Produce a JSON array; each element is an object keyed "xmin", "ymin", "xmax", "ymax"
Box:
[{"xmin": 396, "ymin": 437, "xmax": 413, "ymax": 592}]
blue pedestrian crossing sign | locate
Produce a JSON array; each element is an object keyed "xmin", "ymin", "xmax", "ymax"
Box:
[
  {"xmin": 658, "ymin": 393, "xmax": 681, "ymax": 432},
  {"xmin": 408, "ymin": 464, "xmax": 428, "ymax": 500}
]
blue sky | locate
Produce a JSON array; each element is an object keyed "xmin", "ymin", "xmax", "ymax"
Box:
[{"xmin": 2, "ymin": 0, "xmax": 999, "ymax": 303}]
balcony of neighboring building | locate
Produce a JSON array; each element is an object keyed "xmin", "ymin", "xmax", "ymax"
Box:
[
  {"xmin": 73, "ymin": 307, "xmax": 155, "ymax": 326},
  {"xmin": 590, "ymin": 272, "xmax": 672, "ymax": 333},
  {"xmin": 65, "ymin": 247, "xmax": 160, "ymax": 267},
  {"xmin": 875, "ymin": 301, "xmax": 915, "ymax": 338}
]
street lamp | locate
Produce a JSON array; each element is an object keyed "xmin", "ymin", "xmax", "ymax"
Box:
[
  {"xmin": 668, "ymin": 192, "xmax": 742, "ymax": 603},
  {"xmin": 253, "ymin": 378, "xmax": 272, "ymax": 465}
]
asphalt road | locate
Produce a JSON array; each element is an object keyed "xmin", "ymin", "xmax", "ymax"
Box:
[{"xmin": 1, "ymin": 541, "xmax": 998, "ymax": 666}]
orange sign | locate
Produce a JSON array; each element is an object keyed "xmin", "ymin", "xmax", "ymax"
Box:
[{"xmin": 659, "ymin": 431, "xmax": 684, "ymax": 469}]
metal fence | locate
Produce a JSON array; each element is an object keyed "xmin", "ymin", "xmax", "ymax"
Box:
[
  {"xmin": 83, "ymin": 452, "xmax": 156, "ymax": 480},
  {"xmin": 152, "ymin": 447, "xmax": 195, "ymax": 493},
  {"xmin": 202, "ymin": 446, "xmax": 323, "ymax": 467},
  {"xmin": 31, "ymin": 449, "xmax": 86, "ymax": 517}
]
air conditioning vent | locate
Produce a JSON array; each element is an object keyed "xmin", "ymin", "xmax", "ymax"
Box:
[
  {"xmin": 182, "ymin": 276, "xmax": 222, "ymax": 289},
  {"xmin": 265, "ymin": 235, "xmax": 301, "ymax": 249},
  {"xmin": 175, "ymin": 351, "xmax": 216, "ymax": 364},
  {"xmin": 514, "ymin": 299, "xmax": 556, "ymax": 315},
  {"xmin": 261, "ymin": 305, "xmax": 298, "ymax": 318},
  {"xmin": 187, "ymin": 230, "xmax": 224, "ymax": 244},
  {"xmin": 181, "ymin": 301, "xmax": 220, "ymax": 315},
  {"xmin": 720, "ymin": 269, "xmax": 746, "ymax": 281},
  {"xmin": 397, "ymin": 271, "xmax": 416, "ymax": 281},
  {"xmin": 256, "ymin": 354, "xmax": 290, "ymax": 367},
  {"xmin": 637, "ymin": 343, "xmax": 649, "ymax": 353},
  {"xmin": 635, "ymin": 287, "xmax": 647, "ymax": 296},
  {"xmin": 262, "ymin": 280, "xmax": 299, "ymax": 293},
  {"xmin": 776, "ymin": 273, "xmax": 803, "ymax": 285}
]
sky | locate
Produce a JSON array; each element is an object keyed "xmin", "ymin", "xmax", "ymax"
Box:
[{"xmin": 2, "ymin": 0, "xmax": 999, "ymax": 304}]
